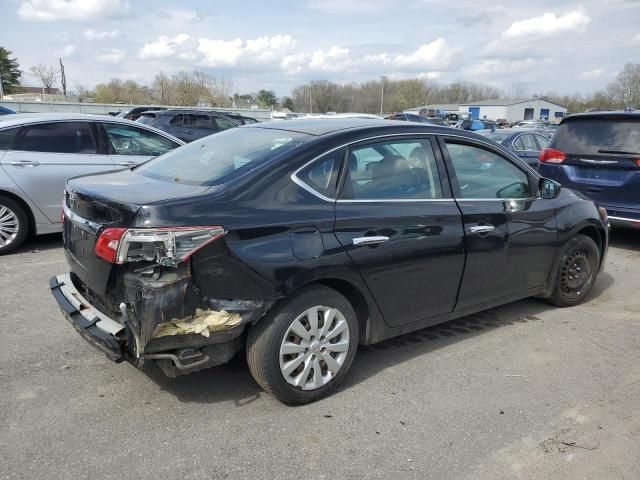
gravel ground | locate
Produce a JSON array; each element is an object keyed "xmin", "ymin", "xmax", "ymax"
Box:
[{"xmin": 1, "ymin": 230, "xmax": 639, "ymax": 480}]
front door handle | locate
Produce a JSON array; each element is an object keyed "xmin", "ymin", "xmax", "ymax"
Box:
[
  {"xmin": 10, "ymin": 160, "xmax": 40, "ymax": 167},
  {"xmin": 352, "ymin": 236, "xmax": 389, "ymax": 246},
  {"xmin": 469, "ymin": 225, "xmax": 495, "ymax": 234},
  {"xmin": 117, "ymin": 160, "xmax": 138, "ymax": 166}
]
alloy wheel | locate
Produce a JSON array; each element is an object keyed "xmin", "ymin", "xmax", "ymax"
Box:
[
  {"xmin": 0, "ymin": 205, "xmax": 19, "ymax": 248},
  {"xmin": 279, "ymin": 305, "xmax": 350, "ymax": 391}
]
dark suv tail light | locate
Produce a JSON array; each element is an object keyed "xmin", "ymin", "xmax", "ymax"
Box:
[{"xmin": 540, "ymin": 148, "xmax": 566, "ymax": 164}]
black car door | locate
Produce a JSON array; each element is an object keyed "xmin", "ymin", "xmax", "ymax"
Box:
[
  {"xmin": 334, "ymin": 135, "xmax": 466, "ymax": 327},
  {"xmin": 438, "ymin": 136, "xmax": 558, "ymax": 310}
]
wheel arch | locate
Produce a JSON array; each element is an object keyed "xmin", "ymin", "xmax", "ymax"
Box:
[{"xmin": 0, "ymin": 188, "xmax": 36, "ymax": 236}]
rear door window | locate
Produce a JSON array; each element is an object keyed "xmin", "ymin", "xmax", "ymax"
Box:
[
  {"xmin": 553, "ymin": 119, "xmax": 640, "ymax": 155},
  {"xmin": 534, "ymin": 134, "xmax": 550, "ymax": 150},
  {"xmin": 520, "ymin": 134, "xmax": 538, "ymax": 151},
  {"xmin": 15, "ymin": 122, "xmax": 96, "ymax": 154},
  {"xmin": 0, "ymin": 127, "xmax": 19, "ymax": 150},
  {"xmin": 184, "ymin": 114, "xmax": 212, "ymax": 128},
  {"xmin": 213, "ymin": 116, "xmax": 238, "ymax": 131},
  {"xmin": 103, "ymin": 123, "xmax": 180, "ymax": 156},
  {"xmin": 341, "ymin": 138, "xmax": 443, "ymax": 200}
]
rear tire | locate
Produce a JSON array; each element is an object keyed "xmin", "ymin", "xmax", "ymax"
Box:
[
  {"xmin": 546, "ymin": 234, "xmax": 600, "ymax": 307},
  {"xmin": 246, "ymin": 285, "xmax": 359, "ymax": 405},
  {"xmin": 0, "ymin": 196, "xmax": 29, "ymax": 255}
]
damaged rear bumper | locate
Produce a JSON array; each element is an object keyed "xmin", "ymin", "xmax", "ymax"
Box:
[
  {"xmin": 50, "ymin": 273, "xmax": 272, "ymax": 376},
  {"xmin": 50, "ymin": 274, "xmax": 127, "ymax": 362}
]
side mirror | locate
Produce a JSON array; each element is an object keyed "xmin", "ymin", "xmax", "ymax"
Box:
[{"xmin": 539, "ymin": 177, "xmax": 561, "ymax": 199}]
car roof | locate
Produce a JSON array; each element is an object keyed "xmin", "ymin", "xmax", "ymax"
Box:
[
  {"xmin": 155, "ymin": 109, "xmax": 232, "ymax": 116},
  {"xmin": 0, "ymin": 112, "xmax": 185, "ymax": 144},
  {"xmin": 562, "ymin": 111, "xmax": 640, "ymax": 123},
  {"xmin": 244, "ymin": 118, "xmax": 470, "ymax": 137},
  {"xmin": 0, "ymin": 112, "xmax": 151, "ymax": 128}
]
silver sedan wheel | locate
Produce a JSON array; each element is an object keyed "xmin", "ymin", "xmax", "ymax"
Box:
[
  {"xmin": 279, "ymin": 305, "xmax": 350, "ymax": 391},
  {"xmin": 0, "ymin": 205, "xmax": 19, "ymax": 248}
]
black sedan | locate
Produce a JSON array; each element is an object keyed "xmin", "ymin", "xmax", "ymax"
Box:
[
  {"xmin": 479, "ymin": 128, "xmax": 551, "ymax": 168},
  {"xmin": 51, "ymin": 119, "xmax": 609, "ymax": 404}
]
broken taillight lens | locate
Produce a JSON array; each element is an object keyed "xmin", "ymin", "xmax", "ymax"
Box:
[
  {"xmin": 94, "ymin": 227, "xmax": 127, "ymax": 263},
  {"xmin": 112, "ymin": 226, "xmax": 226, "ymax": 265}
]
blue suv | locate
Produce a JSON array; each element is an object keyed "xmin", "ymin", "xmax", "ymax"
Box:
[{"xmin": 539, "ymin": 112, "xmax": 640, "ymax": 228}]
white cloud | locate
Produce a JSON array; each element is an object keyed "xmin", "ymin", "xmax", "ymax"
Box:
[
  {"xmin": 632, "ymin": 33, "xmax": 640, "ymax": 45},
  {"xmin": 18, "ymin": 0, "xmax": 130, "ymax": 21},
  {"xmin": 198, "ymin": 35, "xmax": 296, "ymax": 67},
  {"xmin": 139, "ymin": 34, "xmax": 196, "ymax": 60},
  {"xmin": 305, "ymin": 0, "xmax": 398, "ymax": 13},
  {"xmin": 383, "ymin": 38, "xmax": 453, "ymax": 68},
  {"xmin": 280, "ymin": 39, "xmax": 454, "ymax": 75},
  {"xmin": 97, "ymin": 49, "xmax": 126, "ymax": 64},
  {"xmin": 580, "ymin": 68, "xmax": 605, "ymax": 79},
  {"xmin": 464, "ymin": 58, "xmax": 539, "ymax": 77},
  {"xmin": 57, "ymin": 44, "xmax": 76, "ymax": 57},
  {"xmin": 503, "ymin": 9, "xmax": 591, "ymax": 39},
  {"xmin": 85, "ymin": 29, "xmax": 119, "ymax": 40}
]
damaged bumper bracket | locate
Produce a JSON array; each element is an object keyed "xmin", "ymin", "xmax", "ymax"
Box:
[{"xmin": 50, "ymin": 274, "xmax": 126, "ymax": 363}]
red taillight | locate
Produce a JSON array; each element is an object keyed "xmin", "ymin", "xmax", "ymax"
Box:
[
  {"xmin": 95, "ymin": 228, "xmax": 127, "ymax": 263},
  {"xmin": 540, "ymin": 148, "xmax": 566, "ymax": 164},
  {"xmin": 635, "ymin": 159, "xmax": 640, "ymax": 167}
]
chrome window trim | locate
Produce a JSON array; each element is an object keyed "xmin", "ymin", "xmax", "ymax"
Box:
[{"xmin": 290, "ymin": 131, "xmax": 537, "ymax": 203}]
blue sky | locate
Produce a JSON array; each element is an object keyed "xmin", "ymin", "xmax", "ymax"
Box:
[{"xmin": 1, "ymin": 0, "xmax": 639, "ymax": 97}]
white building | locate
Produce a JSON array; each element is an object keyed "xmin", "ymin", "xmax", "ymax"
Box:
[{"xmin": 458, "ymin": 98, "xmax": 567, "ymax": 123}]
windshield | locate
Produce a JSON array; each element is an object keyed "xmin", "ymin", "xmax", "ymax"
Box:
[
  {"xmin": 134, "ymin": 127, "xmax": 312, "ymax": 186},
  {"xmin": 554, "ymin": 119, "xmax": 640, "ymax": 155}
]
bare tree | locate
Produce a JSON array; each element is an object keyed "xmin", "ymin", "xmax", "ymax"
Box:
[
  {"xmin": 151, "ymin": 71, "xmax": 173, "ymax": 104},
  {"xmin": 607, "ymin": 63, "xmax": 640, "ymax": 108},
  {"xmin": 508, "ymin": 81, "xmax": 529, "ymax": 99},
  {"xmin": 29, "ymin": 63, "xmax": 58, "ymax": 94}
]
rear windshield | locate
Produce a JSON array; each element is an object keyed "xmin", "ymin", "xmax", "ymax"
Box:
[
  {"xmin": 134, "ymin": 127, "xmax": 312, "ymax": 186},
  {"xmin": 554, "ymin": 119, "xmax": 640, "ymax": 155}
]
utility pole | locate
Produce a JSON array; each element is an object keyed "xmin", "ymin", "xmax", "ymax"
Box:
[
  {"xmin": 380, "ymin": 75, "xmax": 387, "ymax": 115},
  {"xmin": 59, "ymin": 58, "xmax": 67, "ymax": 98},
  {"xmin": 0, "ymin": 74, "xmax": 4, "ymax": 101},
  {"xmin": 309, "ymin": 87, "xmax": 312, "ymax": 114}
]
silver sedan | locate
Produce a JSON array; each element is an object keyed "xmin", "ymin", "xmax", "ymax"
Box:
[{"xmin": 0, "ymin": 113, "xmax": 184, "ymax": 253}]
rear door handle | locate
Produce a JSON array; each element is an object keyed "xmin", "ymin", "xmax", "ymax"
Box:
[
  {"xmin": 352, "ymin": 236, "xmax": 389, "ymax": 246},
  {"xmin": 10, "ymin": 160, "xmax": 40, "ymax": 167},
  {"xmin": 469, "ymin": 225, "xmax": 495, "ymax": 234},
  {"xmin": 117, "ymin": 160, "xmax": 138, "ymax": 166}
]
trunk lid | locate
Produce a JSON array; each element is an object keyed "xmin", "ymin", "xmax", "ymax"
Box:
[{"xmin": 64, "ymin": 169, "xmax": 210, "ymax": 295}]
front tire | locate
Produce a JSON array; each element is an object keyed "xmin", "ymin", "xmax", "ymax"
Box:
[
  {"xmin": 0, "ymin": 196, "xmax": 29, "ymax": 255},
  {"xmin": 246, "ymin": 286, "xmax": 359, "ymax": 405},
  {"xmin": 546, "ymin": 234, "xmax": 600, "ymax": 307}
]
